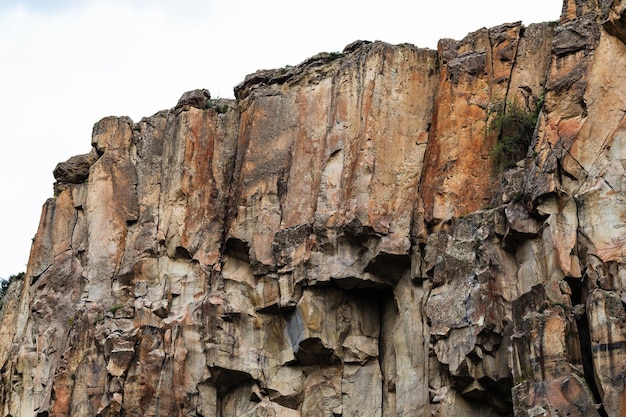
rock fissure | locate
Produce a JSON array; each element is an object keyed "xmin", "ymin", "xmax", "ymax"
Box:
[{"xmin": 576, "ymin": 298, "xmax": 608, "ymax": 415}]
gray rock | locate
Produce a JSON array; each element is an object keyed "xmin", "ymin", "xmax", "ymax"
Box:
[{"xmin": 52, "ymin": 148, "xmax": 99, "ymax": 183}]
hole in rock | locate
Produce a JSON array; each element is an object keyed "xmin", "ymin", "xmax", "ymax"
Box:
[
  {"xmin": 294, "ymin": 337, "xmax": 340, "ymax": 366},
  {"xmin": 210, "ymin": 366, "xmax": 254, "ymax": 397},
  {"xmin": 365, "ymin": 253, "xmax": 410, "ymax": 283},
  {"xmin": 225, "ymin": 238, "xmax": 250, "ymax": 263},
  {"xmin": 173, "ymin": 246, "xmax": 192, "ymax": 259}
]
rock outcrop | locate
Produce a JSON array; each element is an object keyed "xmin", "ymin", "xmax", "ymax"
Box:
[{"xmin": 2, "ymin": 0, "xmax": 626, "ymax": 416}]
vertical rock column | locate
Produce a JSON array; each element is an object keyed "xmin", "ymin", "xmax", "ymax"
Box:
[
  {"xmin": 421, "ymin": 23, "xmax": 523, "ymax": 224},
  {"xmin": 515, "ymin": 0, "xmax": 626, "ymax": 415},
  {"xmin": 225, "ymin": 41, "xmax": 440, "ymax": 417}
]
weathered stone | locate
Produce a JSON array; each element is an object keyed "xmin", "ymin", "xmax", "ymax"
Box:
[
  {"xmin": 301, "ymin": 365, "xmax": 343, "ymax": 417},
  {"xmin": 4, "ymin": 4, "xmax": 626, "ymax": 416},
  {"xmin": 602, "ymin": 0, "xmax": 626, "ymax": 44},
  {"xmin": 53, "ymin": 148, "xmax": 100, "ymax": 184},
  {"xmin": 587, "ymin": 289, "xmax": 626, "ymax": 416},
  {"xmin": 105, "ymin": 335, "xmax": 135, "ymax": 377},
  {"xmin": 229, "ymin": 41, "xmax": 437, "ymax": 276},
  {"xmin": 175, "ymin": 88, "xmax": 211, "ymax": 110},
  {"xmin": 341, "ymin": 363, "xmax": 383, "ymax": 417},
  {"xmin": 513, "ymin": 374, "xmax": 602, "ymax": 417},
  {"xmin": 422, "ymin": 22, "xmax": 540, "ymax": 224},
  {"xmin": 505, "ymin": 203, "xmax": 542, "ymax": 237}
]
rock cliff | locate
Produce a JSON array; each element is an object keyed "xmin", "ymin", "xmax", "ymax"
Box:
[{"xmin": 2, "ymin": 0, "xmax": 626, "ymax": 416}]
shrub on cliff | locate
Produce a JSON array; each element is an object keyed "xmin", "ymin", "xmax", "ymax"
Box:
[
  {"xmin": 205, "ymin": 98, "xmax": 229, "ymax": 114},
  {"xmin": 0, "ymin": 272, "xmax": 24, "ymax": 307},
  {"xmin": 489, "ymin": 97, "xmax": 541, "ymax": 171}
]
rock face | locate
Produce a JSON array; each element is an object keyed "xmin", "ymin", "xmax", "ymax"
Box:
[{"xmin": 2, "ymin": 1, "xmax": 626, "ymax": 416}]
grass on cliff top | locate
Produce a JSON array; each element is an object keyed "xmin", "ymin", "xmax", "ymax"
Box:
[{"xmin": 489, "ymin": 97, "xmax": 542, "ymax": 171}]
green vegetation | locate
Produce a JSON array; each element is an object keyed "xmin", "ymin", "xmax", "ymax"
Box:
[
  {"xmin": 511, "ymin": 190, "xmax": 524, "ymax": 203},
  {"xmin": 0, "ymin": 272, "xmax": 25, "ymax": 306},
  {"xmin": 489, "ymin": 97, "xmax": 542, "ymax": 171},
  {"xmin": 550, "ymin": 301, "xmax": 568, "ymax": 311},
  {"xmin": 205, "ymin": 99, "xmax": 229, "ymax": 114},
  {"xmin": 275, "ymin": 65, "xmax": 294, "ymax": 75},
  {"xmin": 324, "ymin": 51, "xmax": 343, "ymax": 62},
  {"xmin": 514, "ymin": 365, "xmax": 533, "ymax": 385},
  {"xmin": 108, "ymin": 304, "xmax": 125, "ymax": 314}
]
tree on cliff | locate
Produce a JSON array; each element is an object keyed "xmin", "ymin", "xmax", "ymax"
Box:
[{"xmin": 0, "ymin": 271, "xmax": 24, "ymax": 306}]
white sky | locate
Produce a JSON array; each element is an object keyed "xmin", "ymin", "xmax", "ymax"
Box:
[{"xmin": 0, "ymin": 0, "xmax": 563, "ymax": 279}]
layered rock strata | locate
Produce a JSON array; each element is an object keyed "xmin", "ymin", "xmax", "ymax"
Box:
[{"xmin": 2, "ymin": 0, "xmax": 626, "ymax": 416}]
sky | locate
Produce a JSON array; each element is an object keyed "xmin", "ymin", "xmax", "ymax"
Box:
[{"xmin": 0, "ymin": 0, "xmax": 563, "ymax": 279}]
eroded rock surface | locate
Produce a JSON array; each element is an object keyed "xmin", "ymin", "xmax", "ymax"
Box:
[{"xmin": 2, "ymin": 1, "xmax": 626, "ymax": 416}]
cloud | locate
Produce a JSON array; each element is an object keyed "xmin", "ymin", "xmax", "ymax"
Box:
[
  {"xmin": 0, "ymin": 0, "xmax": 82, "ymax": 14},
  {"xmin": 0, "ymin": 0, "xmax": 212, "ymax": 16}
]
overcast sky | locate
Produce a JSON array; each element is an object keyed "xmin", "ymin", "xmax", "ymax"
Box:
[{"xmin": 0, "ymin": 0, "xmax": 563, "ymax": 279}]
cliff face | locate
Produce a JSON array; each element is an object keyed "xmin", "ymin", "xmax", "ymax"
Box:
[{"xmin": 2, "ymin": 0, "xmax": 626, "ymax": 416}]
